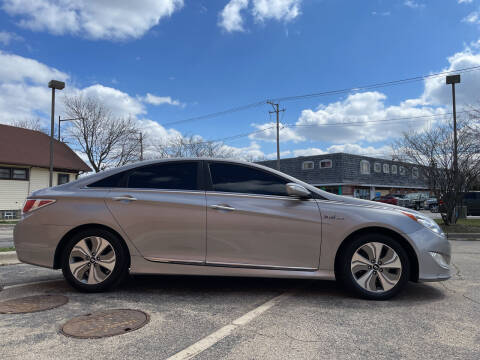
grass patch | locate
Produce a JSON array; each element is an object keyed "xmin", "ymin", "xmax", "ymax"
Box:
[
  {"xmin": 0, "ymin": 220, "xmax": 19, "ymax": 224},
  {"xmin": 435, "ymin": 218, "xmax": 480, "ymax": 233},
  {"xmin": 0, "ymin": 247, "xmax": 15, "ymax": 252}
]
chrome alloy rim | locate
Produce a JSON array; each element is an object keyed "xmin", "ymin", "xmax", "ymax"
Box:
[
  {"xmin": 350, "ymin": 242, "xmax": 402, "ymax": 293},
  {"xmin": 69, "ymin": 237, "xmax": 116, "ymax": 285}
]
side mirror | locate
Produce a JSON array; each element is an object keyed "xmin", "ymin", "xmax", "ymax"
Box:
[{"xmin": 286, "ymin": 183, "xmax": 311, "ymax": 199}]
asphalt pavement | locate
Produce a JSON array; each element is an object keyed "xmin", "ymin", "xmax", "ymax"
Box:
[{"xmin": 0, "ymin": 241, "xmax": 479, "ymax": 359}]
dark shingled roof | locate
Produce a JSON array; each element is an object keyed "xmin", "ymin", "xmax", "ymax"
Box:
[{"xmin": 0, "ymin": 124, "xmax": 91, "ymax": 172}]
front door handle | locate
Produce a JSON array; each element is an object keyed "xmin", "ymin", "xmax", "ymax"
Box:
[
  {"xmin": 210, "ymin": 204, "xmax": 236, "ymax": 211},
  {"xmin": 112, "ymin": 196, "xmax": 137, "ymax": 202}
]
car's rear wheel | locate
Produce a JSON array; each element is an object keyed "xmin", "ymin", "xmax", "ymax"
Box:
[
  {"xmin": 338, "ymin": 233, "xmax": 410, "ymax": 300},
  {"xmin": 61, "ymin": 228, "xmax": 128, "ymax": 292}
]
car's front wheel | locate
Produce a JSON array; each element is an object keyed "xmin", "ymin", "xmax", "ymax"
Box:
[
  {"xmin": 61, "ymin": 228, "xmax": 128, "ymax": 292},
  {"xmin": 338, "ymin": 234, "xmax": 410, "ymax": 300}
]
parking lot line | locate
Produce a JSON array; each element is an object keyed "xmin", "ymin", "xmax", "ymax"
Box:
[
  {"xmin": 2, "ymin": 279, "xmax": 62, "ymax": 290},
  {"xmin": 167, "ymin": 288, "xmax": 300, "ymax": 360}
]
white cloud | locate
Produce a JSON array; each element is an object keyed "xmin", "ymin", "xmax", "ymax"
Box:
[
  {"xmin": 220, "ymin": 141, "xmax": 267, "ymax": 160},
  {"xmin": 421, "ymin": 46, "xmax": 480, "ymax": 107},
  {"xmin": 1, "ymin": 0, "xmax": 184, "ymax": 40},
  {"xmin": 141, "ymin": 93, "xmax": 183, "ymax": 107},
  {"xmin": 252, "ymin": 92, "xmax": 444, "ymax": 144},
  {"xmin": 292, "ymin": 144, "xmax": 393, "ymax": 158},
  {"xmin": 249, "ymin": 121, "xmax": 305, "ymax": 142},
  {"xmin": 75, "ymin": 84, "xmax": 146, "ymax": 118},
  {"xmin": 404, "ymin": 0, "xmax": 424, "ymax": 9},
  {"xmin": 0, "ymin": 50, "xmax": 69, "ymax": 122},
  {"xmin": 458, "ymin": 0, "xmax": 473, "ymax": 4},
  {"xmin": 219, "ymin": 0, "xmax": 249, "ymax": 32},
  {"xmin": 218, "ymin": 0, "xmax": 301, "ymax": 32},
  {"xmin": 252, "ymin": 0, "xmax": 301, "ymax": 22},
  {"xmin": 0, "ymin": 31, "xmax": 23, "ymax": 45},
  {"xmin": 463, "ymin": 11, "xmax": 480, "ymax": 24}
]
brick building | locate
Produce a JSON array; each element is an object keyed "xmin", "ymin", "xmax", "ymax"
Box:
[{"xmin": 258, "ymin": 153, "xmax": 428, "ymax": 200}]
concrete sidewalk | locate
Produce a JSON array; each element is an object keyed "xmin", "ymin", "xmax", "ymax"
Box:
[{"xmin": 0, "ymin": 251, "xmax": 19, "ymax": 266}]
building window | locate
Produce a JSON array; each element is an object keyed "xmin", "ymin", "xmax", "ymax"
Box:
[
  {"xmin": 0, "ymin": 167, "xmax": 29, "ymax": 180},
  {"xmin": 383, "ymin": 164, "xmax": 389, "ymax": 174},
  {"xmin": 302, "ymin": 161, "xmax": 314, "ymax": 170},
  {"xmin": 360, "ymin": 160, "xmax": 370, "ymax": 175},
  {"xmin": 412, "ymin": 167, "xmax": 419, "ymax": 179},
  {"xmin": 374, "ymin": 162, "xmax": 381, "ymax": 173},
  {"xmin": 391, "ymin": 165, "xmax": 397, "ymax": 175},
  {"xmin": 57, "ymin": 173, "xmax": 70, "ymax": 185},
  {"xmin": 319, "ymin": 160, "xmax": 332, "ymax": 169},
  {"xmin": 399, "ymin": 166, "xmax": 406, "ymax": 176}
]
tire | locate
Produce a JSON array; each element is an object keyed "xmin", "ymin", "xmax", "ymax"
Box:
[
  {"xmin": 337, "ymin": 233, "xmax": 410, "ymax": 300},
  {"xmin": 61, "ymin": 228, "xmax": 129, "ymax": 292}
]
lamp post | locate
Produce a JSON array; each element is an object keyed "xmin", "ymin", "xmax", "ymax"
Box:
[
  {"xmin": 48, "ymin": 80, "xmax": 65, "ymax": 187},
  {"xmin": 446, "ymin": 74, "xmax": 460, "ymax": 177}
]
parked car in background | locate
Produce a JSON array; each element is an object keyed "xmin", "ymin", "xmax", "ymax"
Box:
[
  {"xmin": 373, "ymin": 194, "xmax": 410, "ymax": 208},
  {"xmin": 14, "ymin": 158, "xmax": 451, "ymax": 300},
  {"xmin": 426, "ymin": 197, "xmax": 438, "ymax": 212},
  {"xmin": 405, "ymin": 192, "xmax": 430, "ymax": 210},
  {"xmin": 464, "ymin": 191, "xmax": 480, "ymax": 216}
]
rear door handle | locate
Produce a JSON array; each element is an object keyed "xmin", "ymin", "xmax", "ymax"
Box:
[
  {"xmin": 112, "ymin": 196, "xmax": 137, "ymax": 202},
  {"xmin": 210, "ymin": 204, "xmax": 236, "ymax": 211}
]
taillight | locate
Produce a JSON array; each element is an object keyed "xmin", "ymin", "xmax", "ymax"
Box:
[{"xmin": 22, "ymin": 199, "xmax": 56, "ymax": 214}]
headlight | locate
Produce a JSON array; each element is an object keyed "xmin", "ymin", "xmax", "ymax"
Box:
[{"xmin": 401, "ymin": 211, "xmax": 444, "ymax": 236}]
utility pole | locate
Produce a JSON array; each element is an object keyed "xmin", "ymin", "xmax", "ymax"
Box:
[{"xmin": 267, "ymin": 101, "xmax": 285, "ymax": 171}]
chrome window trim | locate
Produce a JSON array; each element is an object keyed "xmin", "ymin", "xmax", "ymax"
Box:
[{"xmin": 205, "ymin": 190, "xmax": 317, "ymax": 201}]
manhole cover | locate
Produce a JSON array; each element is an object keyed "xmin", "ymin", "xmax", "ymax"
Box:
[
  {"xmin": 61, "ymin": 309, "xmax": 149, "ymax": 339},
  {"xmin": 0, "ymin": 295, "xmax": 68, "ymax": 314}
]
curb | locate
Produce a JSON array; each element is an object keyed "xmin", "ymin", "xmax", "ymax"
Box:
[
  {"xmin": 446, "ymin": 233, "xmax": 480, "ymax": 241},
  {"xmin": 0, "ymin": 251, "xmax": 20, "ymax": 266}
]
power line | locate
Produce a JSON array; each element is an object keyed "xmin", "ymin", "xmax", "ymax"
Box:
[
  {"xmin": 159, "ymin": 65, "xmax": 480, "ymax": 127},
  {"xmin": 271, "ymin": 65, "xmax": 480, "ymax": 103},
  {"xmin": 284, "ymin": 110, "xmax": 474, "ymax": 128}
]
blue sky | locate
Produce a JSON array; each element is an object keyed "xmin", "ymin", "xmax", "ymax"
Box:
[{"xmin": 1, "ymin": 0, "xmax": 480, "ymax": 160}]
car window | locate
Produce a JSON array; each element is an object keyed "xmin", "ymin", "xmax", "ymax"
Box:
[
  {"xmin": 209, "ymin": 162, "xmax": 289, "ymax": 196},
  {"xmin": 88, "ymin": 171, "xmax": 128, "ymax": 188},
  {"xmin": 127, "ymin": 162, "xmax": 198, "ymax": 190}
]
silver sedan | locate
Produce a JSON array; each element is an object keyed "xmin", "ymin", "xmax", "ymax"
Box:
[{"xmin": 14, "ymin": 159, "xmax": 451, "ymax": 300}]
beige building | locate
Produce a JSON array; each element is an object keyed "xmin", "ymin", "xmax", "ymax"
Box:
[{"xmin": 0, "ymin": 124, "xmax": 91, "ymax": 219}]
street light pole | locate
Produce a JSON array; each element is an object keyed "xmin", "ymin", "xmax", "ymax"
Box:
[
  {"xmin": 446, "ymin": 74, "xmax": 460, "ymax": 177},
  {"xmin": 48, "ymin": 80, "xmax": 65, "ymax": 187}
]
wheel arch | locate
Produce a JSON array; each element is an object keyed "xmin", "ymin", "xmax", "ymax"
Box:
[
  {"xmin": 53, "ymin": 223, "xmax": 131, "ymax": 269},
  {"xmin": 334, "ymin": 226, "xmax": 419, "ymax": 282}
]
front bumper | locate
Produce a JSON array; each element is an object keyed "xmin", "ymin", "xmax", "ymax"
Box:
[{"xmin": 408, "ymin": 227, "xmax": 451, "ymax": 282}]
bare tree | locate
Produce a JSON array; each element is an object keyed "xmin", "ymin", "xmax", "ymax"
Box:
[
  {"xmin": 151, "ymin": 135, "xmax": 235, "ymax": 159},
  {"xmin": 12, "ymin": 118, "xmax": 48, "ymax": 134},
  {"xmin": 394, "ymin": 116, "xmax": 480, "ymax": 225},
  {"xmin": 63, "ymin": 95, "xmax": 142, "ymax": 172}
]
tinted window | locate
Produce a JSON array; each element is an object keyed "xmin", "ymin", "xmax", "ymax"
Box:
[
  {"xmin": 89, "ymin": 171, "xmax": 128, "ymax": 188},
  {"xmin": 209, "ymin": 163, "xmax": 288, "ymax": 196},
  {"xmin": 127, "ymin": 162, "xmax": 198, "ymax": 190}
]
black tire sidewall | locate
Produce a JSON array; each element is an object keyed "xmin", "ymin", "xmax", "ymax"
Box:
[
  {"xmin": 339, "ymin": 233, "xmax": 410, "ymax": 300},
  {"xmin": 61, "ymin": 228, "xmax": 128, "ymax": 292}
]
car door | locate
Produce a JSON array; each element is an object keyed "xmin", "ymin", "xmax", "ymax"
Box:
[
  {"xmin": 205, "ymin": 161, "xmax": 322, "ymax": 270},
  {"xmin": 104, "ymin": 161, "xmax": 206, "ymax": 264}
]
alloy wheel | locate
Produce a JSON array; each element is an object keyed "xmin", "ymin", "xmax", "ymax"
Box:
[
  {"xmin": 350, "ymin": 242, "xmax": 402, "ymax": 293},
  {"xmin": 69, "ymin": 236, "xmax": 116, "ymax": 285}
]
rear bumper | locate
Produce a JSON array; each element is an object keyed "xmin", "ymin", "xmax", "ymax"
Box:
[
  {"xmin": 14, "ymin": 220, "xmax": 70, "ymax": 269},
  {"xmin": 408, "ymin": 228, "xmax": 451, "ymax": 282}
]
